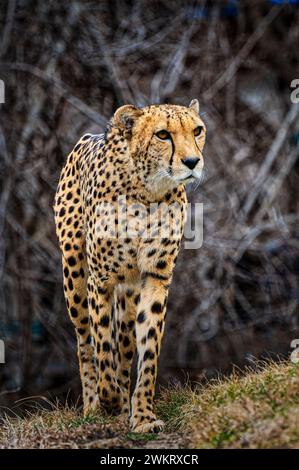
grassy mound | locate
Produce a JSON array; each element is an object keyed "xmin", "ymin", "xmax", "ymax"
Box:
[{"xmin": 0, "ymin": 361, "xmax": 298, "ymax": 449}]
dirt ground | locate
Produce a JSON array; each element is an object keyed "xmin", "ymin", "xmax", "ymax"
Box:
[{"xmin": 0, "ymin": 413, "xmax": 189, "ymax": 449}]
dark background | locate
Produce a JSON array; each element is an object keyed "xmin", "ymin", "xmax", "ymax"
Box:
[{"xmin": 0, "ymin": 0, "xmax": 299, "ymax": 411}]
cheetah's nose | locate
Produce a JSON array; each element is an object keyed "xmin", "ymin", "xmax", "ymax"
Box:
[{"xmin": 181, "ymin": 157, "xmax": 200, "ymax": 170}]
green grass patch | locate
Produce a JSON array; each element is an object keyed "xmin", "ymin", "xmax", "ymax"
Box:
[
  {"xmin": 156, "ymin": 385, "xmax": 194, "ymax": 431},
  {"xmin": 126, "ymin": 432, "xmax": 159, "ymax": 442}
]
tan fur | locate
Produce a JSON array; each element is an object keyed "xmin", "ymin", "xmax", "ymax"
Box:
[{"xmin": 54, "ymin": 101, "xmax": 206, "ymax": 432}]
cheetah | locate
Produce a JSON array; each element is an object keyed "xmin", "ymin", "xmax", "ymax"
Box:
[{"xmin": 54, "ymin": 100, "xmax": 206, "ymax": 433}]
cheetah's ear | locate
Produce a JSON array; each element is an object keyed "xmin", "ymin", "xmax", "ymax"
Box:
[
  {"xmin": 113, "ymin": 105, "xmax": 143, "ymax": 132},
  {"xmin": 189, "ymin": 99, "xmax": 200, "ymax": 114}
]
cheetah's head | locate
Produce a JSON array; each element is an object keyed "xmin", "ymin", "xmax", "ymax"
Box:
[{"xmin": 112, "ymin": 100, "xmax": 206, "ymax": 195}]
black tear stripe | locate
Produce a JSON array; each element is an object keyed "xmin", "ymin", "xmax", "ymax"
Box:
[{"xmin": 169, "ymin": 137, "xmax": 175, "ymax": 169}]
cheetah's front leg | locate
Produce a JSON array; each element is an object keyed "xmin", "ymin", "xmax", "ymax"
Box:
[
  {"xmin": 114, "ymin": 285, "xmax": 138, "ymax": 414},
  {"xmin": 130, "ymin": 275, "xmax": 169, "ymax": 433},
  {"xmin": 87, "ymin": 276, "xmax": 123, "ymax": 413}
]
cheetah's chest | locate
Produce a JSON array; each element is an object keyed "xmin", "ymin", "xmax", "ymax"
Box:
[{"xmin": 86, "ymin": 230, "xmax": 140, "ymax": 284}]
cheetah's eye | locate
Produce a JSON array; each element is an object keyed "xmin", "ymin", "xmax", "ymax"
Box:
[
  {"xmin": 155, "ymin": 130, "xmax": 171, "ymax": 140},
  {"xmin": 194, "ymin": 126, "xmax": 203, "ymax": 137}
]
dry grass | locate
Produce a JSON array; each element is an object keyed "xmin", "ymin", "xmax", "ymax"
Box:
[
  {"xmin": 0, "ymin": 400, "xmax": 188, "ymax": 449},
  {"xmin": 187, "ymin": 361, "xmax": 299, "ymax": 448},
  {"xmin": 0, "ymin": 361, "xmax": 298, "ymax": 449}
]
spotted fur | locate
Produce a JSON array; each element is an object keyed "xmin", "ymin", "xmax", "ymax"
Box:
[{"xmin": 54, "ymin": 100, "xmax": 206, "ymax": 433}]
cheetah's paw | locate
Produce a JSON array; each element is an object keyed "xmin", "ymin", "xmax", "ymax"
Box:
[{"xmin": 133, "ymin": 419, "xmax": 165, "ymax": 434}]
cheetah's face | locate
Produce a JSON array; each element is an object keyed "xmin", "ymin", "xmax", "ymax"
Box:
[{"xmin": 113, "ymin": 100, "xmax": 206, "ymax": 194}]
